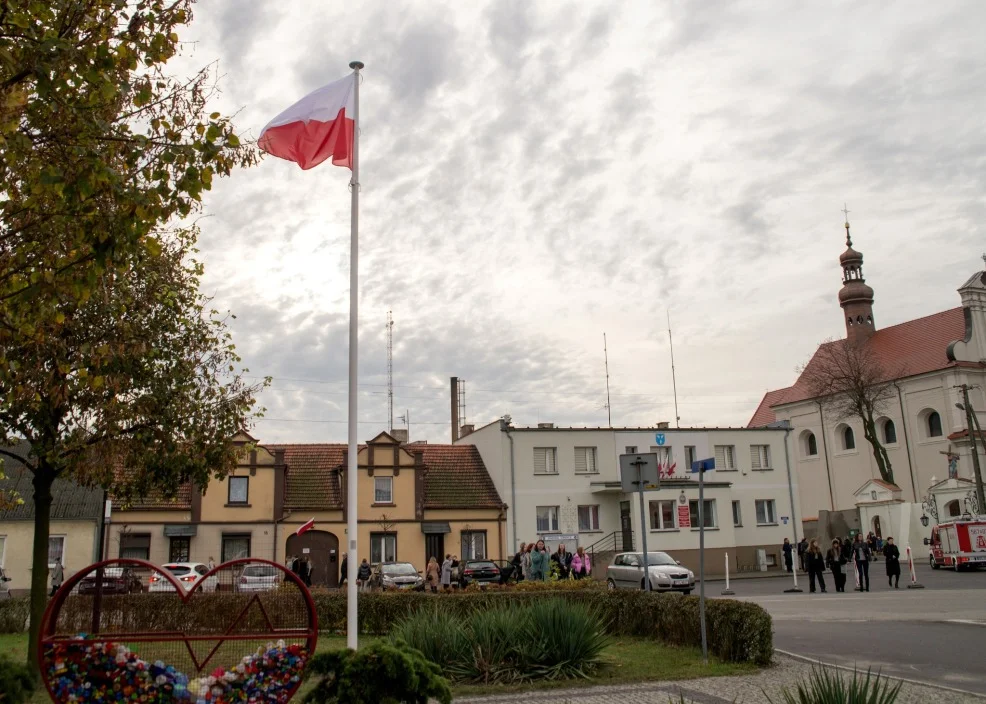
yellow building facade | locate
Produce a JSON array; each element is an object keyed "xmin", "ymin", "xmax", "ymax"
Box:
[{"xmin": 109, "ymin": 432, "xmax": 506, "ymax": 587}]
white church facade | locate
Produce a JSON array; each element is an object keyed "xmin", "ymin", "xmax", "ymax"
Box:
[{"xmin": 750, "ymin": 223, "xmax": 986, "ymax": 544}]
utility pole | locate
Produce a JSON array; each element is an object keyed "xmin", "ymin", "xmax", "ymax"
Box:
[
  {"xmin": 668, "ymin": 310, "xmax": 680, "ymax": 428},
  {"xmin": 603, "ymin": 333, "xmax": 612, "ymax": 427},
  {"xmin": 957, "ymin": 384, "xmax": 985, "ymax": 514}
]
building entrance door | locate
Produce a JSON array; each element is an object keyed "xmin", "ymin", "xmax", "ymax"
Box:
[
  {"xmin": 425, "ymin": 533, "xmax": 445, "ymax": 566},
  {"xmin": 620, "ymin": 501, "xmax": 633, "ymax": 551},
  {"xmin": 285, "ymin": 530, "xmax": 339, "ymax": 588}
]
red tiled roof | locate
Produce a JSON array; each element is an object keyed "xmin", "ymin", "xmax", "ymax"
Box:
[
  {"xmin": 870, "ymin": 479, "xmax": 901, "ymax": 491},
  {"xmin": 115, "ymin": 483, "xmax": 192, "ymax": 511},
  {"xmin": 266, "ymin": 444, "xmax": 345, "ymax": 510},
  {"xmin": 748, "ymin": 307, "xmax": 970, "ymax": 427},
  {"xmin": 414, "ymin": 444, "xmax": 504, "ymax": 509}
]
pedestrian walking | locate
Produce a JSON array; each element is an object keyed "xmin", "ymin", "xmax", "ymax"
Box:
[
  {"xmin": 852, "ymin": 534, "xmax": 872, "ymax": 591},
  {"xmin": 570, "ymin": 546, "xmax": 591, "ymax": 579},
  {"xmin": 49, "ymin": 558, "xmax": 64, "ymax": 597},
  {"xmin": 826, "ymin": 538, "xmax": 848, "ymax": 592},
  {"xmin": 782, "ymin": 538, "xmax": 794, "ymax": 572},
  {"xmin": 805, "ymin": 539, "xmax": 827, "ymax": 593},
  {"xmin": 883, "ymin": 537, "xmax": 901, "ymax": 588},
  {"xmin": 521, "ymin": 542, "xmax": 533, "ymax": 581},
  {"xmin": 529, "ymin": 540, "xmax": 549, "ymax": 581},
  {"xmin": 339, "ymin": 553, "xmax": 348, "ymax": 587},
  {"xmin": 797, "ymin": 537, "xmax": 809, "ymax": 572},
  {"xmin": 426, "ymin": 556, "xmax": 441, "ymax": 593},
  {"xmin": 440, "ymin": 553, "xmax": 453, "ymax": 592},
  {"xmin": 357, "ymin": 558, "xmax": 372, "ymax": 593},
  {"xmin": 207, "ymin": 556, "xmax": 216, "ymax": 571}
]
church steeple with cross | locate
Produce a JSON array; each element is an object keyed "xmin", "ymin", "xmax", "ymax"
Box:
[{"xmin": 838, "ymin": 205, "xmax": 876, "ymax": 343}]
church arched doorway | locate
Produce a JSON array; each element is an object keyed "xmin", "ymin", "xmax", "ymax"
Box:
[
  {"xmin": 872, "ymin": 515, "xmax": 882, "ymax": 538},
  {"xmin": 286, "ymin": 530, "xmax": 340, "ymax": 588}
]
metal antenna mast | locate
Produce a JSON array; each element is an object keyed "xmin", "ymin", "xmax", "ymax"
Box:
[
  {"xmin": 387, "ymin": 311, "xmax": 394, "ymax": 431},
  {"xmin": 668, "ymin": 310, "xmax": 681, "ymax": 428},
  {"xmin": 603, "ymin": 333, "xmax": 612, "ymax": 426}
]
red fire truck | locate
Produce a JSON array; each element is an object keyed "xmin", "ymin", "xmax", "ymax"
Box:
[{"xmin": 926, "ymin": 518, "xmax": 986, "ymax": 571}]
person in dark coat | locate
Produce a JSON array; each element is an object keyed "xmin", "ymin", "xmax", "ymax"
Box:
[
  {"xmin": 805, "ymin": 539, "xmax": 827, "ymax": 593},
  {"xmin": 339, "ymin": 553, "xmax": 348, "ymax": 587},
  {"xmin": 782, "ymin": 538, "xmax": 794, "ymax": 572},
  {"xmin": 826, "ymin": 538, "xmax": 848, "ymax": 592},
  {"xmin": 852, "ymin": 534, "xmax": 872, "ymax": 591},
  {"xmin": 551, "ymin": 544, "xmax": 572, "ymax": 579},
  {"xmin": 883, "ymin": 537, "xmax": 901, "ymax": 588},
  {"xmin": 797, "ymin": 538, "xmax": 809, "ymax": 572}
]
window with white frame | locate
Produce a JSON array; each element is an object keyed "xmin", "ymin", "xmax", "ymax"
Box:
[
  {"xmin": 688, "ymin": 499, "xmax": 717, "ymax": 528},
  {"xmin": 536, "ymin": 505, "xmax": 560, "ymax": 532},
  {"xmin": 714, "ymin": 445, "xmax": 736, "ymax": 470},
  {"xmin": 684, "ymin": 446, "xmax": 697, "ymax": 471},
  {"xmin": 574, "ymin": 447, "xmax": 598, "ymax": 474},
  {"xmin": 732, "ymin": 501, "xmax": 742, "ymax": 527},
  {"xmin": 374, "ymin": 476, "xmax": 393, "ymax": 504},
  {"xmin": 533, "ymin": 447, "xmax": 558, "ymax": 475},
  {"xmin": 750, "ymin": 445, "xmax": 771, "ymax": 470},
  {"xmin": 755, "ymin": 499, "xmax": 777, "ymax": 525},
  {"xmin": 48, "ymin": 536, "xmax": 66, "ymax": 567},
  {"xmin": 648, "ymin": 500, "xmax": 676, "ymax": 530},
  {"xmin": 650, "ymin": 446, "xmax": 673, "ymax": 465},
  {"xmin": 577, "ymin": 505, "xmax": 600, "ymax": 531},
  {"xmin": 461, "ymin": 531, "xmax": 487, "ymax": 559},
  {"xmin": 370, "ymin": 533, "xmax": 397, "ymax": 563}
]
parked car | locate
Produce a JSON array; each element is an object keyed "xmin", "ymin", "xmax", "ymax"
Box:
[
  {"xmin": 376, "ymin": 562, "xmax": 425, "ymax": 591},
  {"xmin": 489, "ymin": 559, "xmax": 517, "ymax": 584},
  {"xmin": 236, "ymin": 564, "xmax": 283, "ymax": 592},
  {"xmin": 458, "ymin": 559, "xmax": 502, "ymax": 588},
  {"xmin": 149, "ymin": 562, "xmax": 218, "ymax": 593},
  {"xmin": 606, "ymin": 551, "xmax": 695, "ymax": 593},
  {"xmin": 78, "ymin": 567, "xmax": 143, "ymax": 595}
]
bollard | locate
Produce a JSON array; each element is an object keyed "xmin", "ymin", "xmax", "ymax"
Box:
[
  {"xmin": 721, "ymin": 552, "xmax": 735, "ymax": 595},
  {"xmin": 906, "ymin": 545, "xmax": 924, "ymax": 589},
  {"xmin": 784, "ymin": 559, "xmax": 803, "ymax": 593}
]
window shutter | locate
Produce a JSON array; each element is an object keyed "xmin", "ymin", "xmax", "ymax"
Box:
[
  {"xmin": 715, "ymin": 446, "xmax": 726, "ymax": 468},
  {"xmin": 750, "ymin": 446, "xmax": 762, "ymax": 470},
  {"xmin": 534, "ymin": 448, "xmax": 546, "ymax": 474},
  {"xmin": 574, "ymin": 448, "xmax": 587, "ymax": 473}
]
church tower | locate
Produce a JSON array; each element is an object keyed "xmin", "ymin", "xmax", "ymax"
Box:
[{"xmin": 838, "ymin": 215, "xmax": 875, "ymax": 343}]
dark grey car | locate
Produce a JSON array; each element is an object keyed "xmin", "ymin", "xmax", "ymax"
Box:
[{"xmin": 606, "ymin": 551, "xmax": 695, "ymax": 593}]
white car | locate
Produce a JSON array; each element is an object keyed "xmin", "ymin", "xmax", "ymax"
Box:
[
  {"xmin": 606, "ymin": 551, "xmax": 696, "ymax": 594},
  {"xmin": 149, "ymin": 562, "xmax": 218, "ymax": 593},
  {"xmin": 236, "ymin": 564, "xmax": 282, "ymax": 592}
]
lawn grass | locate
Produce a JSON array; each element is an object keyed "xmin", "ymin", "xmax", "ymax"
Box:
[{"xmin": 2, "ymin": 632, "xmax": 755, "ymax": 702}]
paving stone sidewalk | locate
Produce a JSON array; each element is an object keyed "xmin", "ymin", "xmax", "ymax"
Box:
[{"xmin": 454, "ymin": 654, "xmax": 984, "ymax": 703}]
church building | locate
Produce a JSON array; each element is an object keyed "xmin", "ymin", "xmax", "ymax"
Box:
[{"xmin": 749, "ymin": 221, "xmax": 986, "ymax": 536}]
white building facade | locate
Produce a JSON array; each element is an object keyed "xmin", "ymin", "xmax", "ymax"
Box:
[{"xmin": 457, "ymin": 423, "xmax": 798, "ymax": 576}]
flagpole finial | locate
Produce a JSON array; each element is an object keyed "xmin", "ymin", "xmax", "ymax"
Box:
[{"xmin": 349, "ymin": 61, "xmax": 364, "ymax": 70}]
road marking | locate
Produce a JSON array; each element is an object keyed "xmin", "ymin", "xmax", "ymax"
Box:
[{"xmin": 944, "ymin": 619, "xmax": 986, "ymax": 626}]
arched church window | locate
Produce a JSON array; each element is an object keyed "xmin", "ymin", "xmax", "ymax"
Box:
[
  {"xmin": 928, "ymin": 411, "xmax": 943, "ymax": 438},
  {"xmin": 803, "ymin": 431, "xmax": 818, "ymax": 457},
  {"xmin": 945, "ymin": 499, "xmax": 961, "ymax": 517},
  {"xmin": 843, "ymin": 426, "xmax": 855, "ymax": 450},
  {"xmin": 883, "ymin": 419, "xmax": 897, "ymax": 444}
]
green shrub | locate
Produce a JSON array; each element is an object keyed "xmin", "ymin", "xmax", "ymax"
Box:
[
  {"xmin": 389, "ymin": 599, "xmax": 611, "ymax": 684},
  {"xmin": 0, "ymin": 656, "xmax": 36, "ymax": 704},
  {"xmin": 302, "ymin": 640, "xmax": 451, "ymax": 704},
  {"xmin": 766, "ymin": 666, "xmax": 902, "ymax": 704},
  {"xmin": 0, "ymin": 598, "xmax": 29, "ymax": 634}
]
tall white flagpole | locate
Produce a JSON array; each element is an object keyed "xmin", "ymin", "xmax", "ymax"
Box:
[{"xmin": 346, "ymin": 59, "xmax": 363, "ymax": 651}]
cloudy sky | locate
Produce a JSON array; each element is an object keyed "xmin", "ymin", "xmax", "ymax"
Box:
[{"xmin": 175, "ymin": 1, "xmax": 985, "ymax": 444}]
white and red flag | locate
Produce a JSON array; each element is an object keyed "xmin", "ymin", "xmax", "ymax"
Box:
[
  {"xmin": 259, "ymin": 74, "xmax": 355, "ymax": 170},
  {"xmin": 295, "ymin": 518, "xmax": 316, "ymax": 536}
]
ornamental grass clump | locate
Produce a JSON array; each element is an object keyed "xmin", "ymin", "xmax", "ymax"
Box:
[
  {"xmin": 389, "ymin": 598, "xmax": 610, "ymax": 684},
  {"xmin": 766, "ymin": 665, "xmax": 902, "ymax": 704}
]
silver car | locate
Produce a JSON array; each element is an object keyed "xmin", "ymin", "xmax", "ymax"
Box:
[{"xmin": 606, "ymin": 551, "xmax": 696, "ymax": 593}]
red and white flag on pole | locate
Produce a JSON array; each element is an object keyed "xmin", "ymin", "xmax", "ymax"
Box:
[
  {"xmin": 259, "ymin": 74, "xmax": 355, "ymax": 170},
  {"xmin": 296, "ymin": 518, "xmax": 316, "ymax": 536}
]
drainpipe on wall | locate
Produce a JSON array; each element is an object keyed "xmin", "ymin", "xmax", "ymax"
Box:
[
  {"xmin": 502, "ymin": 419, "xmax": 517, "ymax": 554},
  {"xmin": 817, "ymin": 401, "xmax": 836, "ymax": 510},
  {"xmin": 893, "ymin": 381, "xmax": 918, "ymax": 502},
  {"xmin": 773, "ymin": 421, "xmax": 799, "ymax": 545}
]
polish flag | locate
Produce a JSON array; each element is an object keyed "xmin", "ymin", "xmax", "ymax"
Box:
[
  {"xmin": 296, "ymin": 518, "xmax": 316, "ymax": 536},
  {"xmin": 259, "ymin": 74, "xmax": 355, "ymax": 170}
]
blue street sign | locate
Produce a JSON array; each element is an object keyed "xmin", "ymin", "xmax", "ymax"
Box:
[
  {"xmin": 655, "ymin": 433, "xmax": 666, "ymax": 446},
  {"xmin": 691, "ymin": 458, "xmax": 715, "ymax": 473}
]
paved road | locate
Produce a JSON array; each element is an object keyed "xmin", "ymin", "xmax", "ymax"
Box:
[{"xmin": 714, "ymin": 563, "xmax": 986, "ymax": 695}]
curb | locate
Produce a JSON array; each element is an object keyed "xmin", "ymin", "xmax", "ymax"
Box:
[{"xmin": 774, "ymin": 649, "xmax": 986, "ymax": 700}]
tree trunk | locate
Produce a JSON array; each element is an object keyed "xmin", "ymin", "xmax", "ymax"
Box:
[
  {"xmin": 862, "ymin": 416, "xmax": 894, "ymax": 485},
  {"xmin": 28, "ymin": 465, "xmax": 55, "ymax": 674}
]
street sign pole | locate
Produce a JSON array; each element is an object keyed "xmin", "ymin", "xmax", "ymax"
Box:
[
  {"xmin": 620, "ymin": 453, "xmax": 660, "ymax": 594},
  {"xmin": 698, "ymin": 462, "xmax": 707, "ymax": 664},
  {"xmin": 637, "ymin": 462, "xmax": 651, "ymax": 591}
]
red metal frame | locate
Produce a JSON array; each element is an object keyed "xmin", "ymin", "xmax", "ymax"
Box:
[{"xmin": 39, "ymin": 557, "xmax": 318, "ymax": 703}]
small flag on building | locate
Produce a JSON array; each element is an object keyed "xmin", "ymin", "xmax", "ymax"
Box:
[
  {"xmin": 296, "ymin": 518, "xmax": 316, "ymax": 536},
  {"xmin": 258, "ymin": 73, "xmax": 356, "ymax": 170}
]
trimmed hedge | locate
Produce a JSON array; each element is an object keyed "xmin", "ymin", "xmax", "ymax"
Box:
[{"xmin": 1, "ymin": 588, "xmax": 773, "ymax": 666}]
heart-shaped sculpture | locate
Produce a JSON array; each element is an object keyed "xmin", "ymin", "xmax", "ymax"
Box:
[{"xmin": 39, "ymin": 557, "xmax": 318, "ymax": 703}]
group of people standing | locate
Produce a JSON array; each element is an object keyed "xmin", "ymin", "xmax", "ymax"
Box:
[
  {"xmin": 783, "ymin": 533, "xmax": 902, "ymax": 593},
  {"xmin": 511, "ymin": 541, "xmax": 592, "ymax": 581},
  {"xmin": 285, "ymin": 554, "xmax": 314, "ymax": 587}
]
